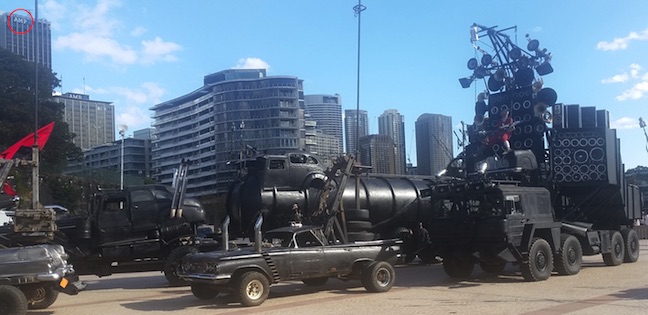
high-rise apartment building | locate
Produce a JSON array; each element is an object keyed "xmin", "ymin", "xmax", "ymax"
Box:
[
  {"xmin": 54, "ymin": 93, "xmax": 115, "ymax": 150},
  {"xmin": 359, "ymin": 134, "xmax": 395, "ymax": 174},
  {"xmin": 344, "ymin": 109, "xmax": 369, "ymax": 156},
  {"xmin": 0, "ymin": 12, "xmax": 51, "ymax": 68},
  {"xmin": 151, "ymin": 69, "xmax": 304, "ymax": 197},
  {"xmin": 415, "ymin": 113, "xmax": 453, "ymax": 176},
  {"xmin": 378, "ymin": 109, "xmax": 406, "ymax": 175},
  {"xmin": 304, "ymin": 94, "xmax": 343, "ymax": 154}
]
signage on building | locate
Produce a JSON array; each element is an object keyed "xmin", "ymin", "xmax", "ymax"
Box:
[
  {"xmin": 13, "ymin": 16, "xmax": 29, "ymax": 24},
  {"xmin": 64, "ymin": 93, "xmax": 90, "ymax": 100}
]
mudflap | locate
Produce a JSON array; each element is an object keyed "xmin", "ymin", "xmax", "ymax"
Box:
[{"xmin": 54, "ymin": 274, "xmax": 86, "ymax": 295}]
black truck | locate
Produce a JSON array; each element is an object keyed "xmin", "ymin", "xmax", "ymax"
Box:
[
  {"xmin": 0, "ymin": 184, "xmax": 218, "ymax": 285},
  {"xmin": 0, "ymin": 244, "xmax": 85, "ymax": 315},
  {"xmin": 178, "ymin": 216, "xmax": 400, "ymax": 306},
  {"xmin": 425, "ymin": 24, "xmax": 642, "ymax": 281}
]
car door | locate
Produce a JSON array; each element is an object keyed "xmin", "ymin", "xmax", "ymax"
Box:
[
  {"xmin": 97, "ymin": 196, "xmax": 132, "ymax": 247},
  {"xmin": 289, "ymin": 230, "xmax": 325, "ymax": 277}
]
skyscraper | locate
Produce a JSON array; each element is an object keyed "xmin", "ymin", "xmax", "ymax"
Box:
[
  {"xmin": 344, "ymin": 109, "xmax": 368, "ymax": 156},
  {"xmin": 0, "ymin": 12, "xmax": 52, "ymax": 68},
  {"xmin": 53, "ymin": 93, "xmax": 115, "ymax": 150},
  {"xmin": 415, "ymin": 113, "xmax": 453, "ymax": 176},
  {"xmin": 378, "ymin": 109, "xmax": 406, "ymax": 175},
  {"xmin": 151, "ymin": 69, "xmax": 304, "ymax": 197},
  {"xmin": 359, "ymin": 134, "xmax": 395, "ymax": 174},
  {"xmin": 304, "ymin": 94, "xmax": 343, "ymax": 154}
]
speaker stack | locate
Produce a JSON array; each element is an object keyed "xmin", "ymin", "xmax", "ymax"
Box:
[
  {"xmin": 550, "ymin": 128, "xmax": 618, "ymax": 185},
  {"xmin": 488, "ymin": 86, "xmax": 545, "ymax": 161}
]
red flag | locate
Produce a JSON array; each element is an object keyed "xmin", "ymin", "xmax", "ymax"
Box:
[
  {"xmin": 0, "ymin": 121, "xmax": 56, "ymax": 159},
  {"xmin": 2, "ymin": 182, "xmax": 16, "ymax": 197}
]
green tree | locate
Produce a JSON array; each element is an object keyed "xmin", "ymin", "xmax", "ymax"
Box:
[{"xmin": 0, "ymin": 48, "xmax": 81, "ymax": 172}]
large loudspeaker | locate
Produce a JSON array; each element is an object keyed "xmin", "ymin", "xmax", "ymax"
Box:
[
  {"xmin": 581, "ymin": 106, "xmax": 597, "ymax": 128},
  {"xmin": 552, "ymin": 103, "xmax": 564, "ymax": 129},
  {"xmin": 565, "ymin": 104, "xmax": 581, "ymax": 129},
  {"xmin": 596, "ymin": 109, "xmax": 610, "ymax": 129},
  {"xmin": 488, "ymin": 87, "xmax": 533, "ymax": 123},
  {"xmin": 551, "ymin": 128, "xmax": 618, "ymax": 185}
]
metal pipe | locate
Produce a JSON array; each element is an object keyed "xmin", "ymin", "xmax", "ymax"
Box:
[
  {"xmin": 222, "ymin": 215, "xmax": 230, "ymax": 251},
  {"xmin": 254, "ymin": 214, "xmax": 263, "ymax": 253}
]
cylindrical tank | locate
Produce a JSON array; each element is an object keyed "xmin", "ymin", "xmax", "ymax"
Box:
[{"xmin": 226, "ymin": 173, "xmax": 434, "ymax": 237}]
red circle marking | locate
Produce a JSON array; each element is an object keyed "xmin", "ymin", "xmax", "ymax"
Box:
[{"xmin": 7, "ymin": 9, "xmax": 35, "ymax": 35}]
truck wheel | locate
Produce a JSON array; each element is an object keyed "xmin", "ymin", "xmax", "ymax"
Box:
[
  {"xmin": 347, "ymin": 232, "xmax": 375, "ymax": 242},
  {"xmin": 442, "ymin": 256, "xmax": 474, "ymax": 278},
  {"xmin": 361, "ymin": 261, "xmax": 396, "ymax": 293},
  {"xmin": 521, "ymin": 237, "xmax": 553, "ymax": 282},
  {"xmin": 191, "ymin": 283, "xmax": 219, "ymax": 300},
  {"xmin": 345, "ymin": 209, "xmax": 369, "ymax": 220},
  {"xmin": 345, "ymin": 220, "xmax": 372, "ymax": 232},
  {"xmin": 554, "ymin": 234, "xmax": 582, "ymax": 276},
  {"xmin": 621, "ymin": 228, "xmax": 639, "ymax": 263},
  {"xmin": 302, "ymin": 277, "xmax": 328, "ymax": 286},
  {"xmin": 23, "ymin": 285, "xmax": 59, "ymax": 309},
  {"xmin": 479, "ymin": 260, "xmax": 506, "ymax": 274},
  {"xmin": 0, "ymin": 285, "xmax": 27, "ymax": 315},
  {"xmin": 164, "ymin": 246, "xmax": 199, "ymax": 286},
  {"xmin": 602, "ymin": 231, "xmax": 625, "ymax": 266},
  {"xmin": 235, "ymin": 271, "xmax": 269, "ymax": 307}
]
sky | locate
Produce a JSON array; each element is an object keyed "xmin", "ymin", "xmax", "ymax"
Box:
[{"xmin": 2, "ymin": 0, "xmax": 648, "ymax": 169}]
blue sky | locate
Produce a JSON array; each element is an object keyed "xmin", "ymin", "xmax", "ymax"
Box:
[{"xmin": 2, "ymin": 0, "xmax": 648, "ymax": 169}]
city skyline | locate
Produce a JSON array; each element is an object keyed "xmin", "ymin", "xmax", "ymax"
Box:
[{"xmin": 1, "ymin": 1, "xmax": 647, "ymax": 169}]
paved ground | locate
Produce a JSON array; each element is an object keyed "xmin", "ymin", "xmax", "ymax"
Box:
[{"xmin": 49, "ymin": 240, "xmax": 648, "ymax": 315}]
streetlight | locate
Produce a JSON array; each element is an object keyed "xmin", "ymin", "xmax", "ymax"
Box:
[{"xmin": 119, "ymin": 124, "xmax": 128, "ymax": 190}]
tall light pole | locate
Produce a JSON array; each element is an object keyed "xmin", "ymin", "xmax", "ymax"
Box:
[
  {"xmin": 119, "ymin": 124, "xmax": 128, "ymax": 190},
  {"xmin": 353, "ymin": 0, "xmax": 366, "ymax": 211},
  {"xmin": 640, "ymin": 117, "xmax": 648, "ymax": 155}
]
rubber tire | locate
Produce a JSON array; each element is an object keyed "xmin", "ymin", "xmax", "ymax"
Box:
[
  {"xmin": 417, "ymin": 248, "xmax": 441, "ymax": 264},
  {"xmin": 345, "ymin": 209, "xmax": 370, "ymax": 221},
  {"xmin": 346, "ymin": 220, "xmax": 372, "ymax": 232},
  {"xmin": 235, "ymin": 271, "xmax": 270, "ymax": 307},
  {"xmin": 24, "ymin": 285, "xmax": 59, "ymax": 310},
  {"xmin": 621, "ymin": 228, "xmax": 640, "ymax": 263},
  {"xmin": 347, "ymin": 232, "xmax": 375, "ymax": 242},
  {"xmin": 191, "ymin": 283, "xmax": 219, "ymax": 300},
  {"xmin": 442, "ymin": 256, "xmax": 474, "ymax": 278},
  {"xmin": 479, "ymin": 260, "xmax": 506, "ymax": 274},
  {"xmin": 302, "ymin": 277, "xmax": 329, "ymax": 286},
  {"xmin": 554, "ymin": 234, "xmax": 582, "ymax": 276},
  {"xmin": 164, "ymin": 246, "xmax": 199, "ymax": 286},
  {"xmin": 602, "ymin": 231, "xmax": 624, "ymax": 266},
  {"xmin": 361, "ymin": 261, "xmax": 396, "ymax": 293},
  {"xmin": 0, "ymin": 285, "xmax": 28, "ymax": 315},
  {"xmin": 521, "ymin": 237, "xmax": 553, "ymax": 282}
]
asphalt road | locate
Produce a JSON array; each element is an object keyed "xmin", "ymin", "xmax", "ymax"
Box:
[{"xmin": 49, "ymin": 240, "xmax": 648, "ymax": 315}]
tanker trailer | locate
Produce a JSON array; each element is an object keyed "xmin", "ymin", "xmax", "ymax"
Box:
[{"xmin": 225, "ymin": 152, "xmax": 436, "ymax": 259}]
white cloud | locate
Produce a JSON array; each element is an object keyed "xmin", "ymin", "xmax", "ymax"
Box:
[
  {"xmin": 111, "ymin": 82, "xmax": 165, "ymax": 104},
  {"xmin": 41, "ymin": 0, "xmax": 67, "ymax": 30},
  {"xmin": 610, "ymin": 117, "xmax": 639, "ymax": 129},
  {"xmin": 117, "ymin": 106, "xmax": 151, "ymax": 131},
  {"xmin": 233, "ymin": 57, "xmax": 271, "ymax": 70},
  {"xmin": 51, "ymin": 0, "xmax": 182, "ymax": 66},
  {"xmin": 596, "ymin": 28, "xmax": 648, "ymax": 51},
  {"xmin": 141, "ymin": 37, "xmax": 183, "ymax": 64},
  {"xmin": 130, "ymin": 26, "xmax": 147, "ymax": 37},
  {"xmin": 616, "ymin": 81, "xmax": 648, "ymax": 101},
  {"xmin": 601, "ymin": 73, "xmax": 629, "ymax": 84}
]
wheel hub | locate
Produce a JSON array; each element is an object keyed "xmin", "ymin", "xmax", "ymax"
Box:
[
  {"xmin": 376, "ymin": 268, "xmax": 391, "ymax": 287},
  {"xmin": 246, "ymin": 280, "xmax": 263, "ymax": 300},
  {"xmin": 535, "ymin": 251, "xmax": 547, "ymax": 270}
]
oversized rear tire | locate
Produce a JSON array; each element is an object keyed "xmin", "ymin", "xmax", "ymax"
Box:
[
  {"xmin": 345, "ymin": 220, "xmax": 372, "ymax": 232},
  {"xmin": 361, "ymin": 261, "xmax": 396, "ymax": 293},
  {"xmin": 302, "ymin": 277, "xmax": 328, "ymax": 286},
  {"xmin": 479, "ymin": 260, "xmax": 506, "ymax": 274},
  {"xmin": 521, "ymin": 238, "xmax": 553, "ymax": 282},
  {"xmin": 0, "ymin": 285, "xmax": 27, "ymax": 315},
  {"xmin": 347, "ymin": 232, "xmax": 375, "ymax": 242},
  {"xmin": 164, "ymin": 246, "xmax": 199, "ymax": 286},
  {"xmin": 344, "ymin": 209, "xmax": 370, "ymax": 221},
  {"xmin": 602, "ymin": 231, "xmax": 624, "ymax": 266},
  {"xmin": 235, "ymin": 271, "xmax": 269, "ymax": 307},
  {"xmin": 191, "ymin": 283, "xmax": 219, "ymax": 300},
  {"xmin": 442, "ymin": 256, "xmax": 474, "ymax": 278},
  {"xmin": 554, "ymin": 234, "xmax": 582, "ymax": 276},
  {"xmin": 621, "ymin": 228, "xmax": 639, "ymax": 263},
  {"xmin": 23, "ymin": 285, "xmax": 59, "ymax": 310}
]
